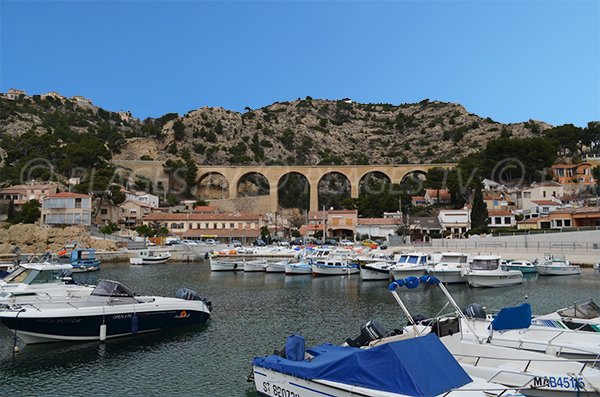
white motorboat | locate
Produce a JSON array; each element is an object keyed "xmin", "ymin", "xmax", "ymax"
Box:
[
  {"xmin": 0, "ymin": 279, "xmax": 212, "ymax": 344},
  {"xmin": 0, "ymin": 262, "xmax": 94, "ymax": 307},
  {"xmin": 464, "ymin": 255, "xmax": 523, "ymax": 288},
  {"xmin": 385, "ymin": 276, "xmax": 600, "ymax": 397},
  {"xmin": 534, "ymin": 298, "xmax": 600, "ymax": 333},
  {"xmin": 360, "ymin": 261, "xmax": 392, "ymax": 281},
  {"xmin": 389, "ymin": 252, "xmax": 429, "ymax": 280},
  {"xmin": 129, "ymin": 250, "xmax": 171, "ymax": 265},
  {"xmin": 536, "ymin": 254, "xmax": 581, "ymax": 276},
  {"xmin": 311, "ymin": 258, "xmax": 359, "ymax": 277},
  {"xmin": 243, "ymin": 259, "xmax": 268, "ymax": 272},
  {"xmin": 252, "ymin": 333, "xmax": 522, "ymax": 397},
  {"xmin": 209, "ymin": 257, "xmax": 243, "ymax": 271},
  {"xmin": 428, "ymin": 252, "xmax": 470, "ymax": 284},
  {"xmin": 284, "ymin": 261, "xmax": 312, "ymax": 275},
  {"xmin": 505, "ymin": 260, "xmax": 537, "ymax": 274},
  {"xmin": 265, "ymin": 259, "xmax": 289, "ymax": 273}
]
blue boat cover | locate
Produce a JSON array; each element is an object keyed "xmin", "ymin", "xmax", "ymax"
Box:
[
  {"xmin": 285, "ymin": 334, "xmax": 305, "ymax": 361},
  {"xmin": 490, "ymin": 303, "xmax": 532, "ymax": 331},
  {"xmin": 253, "ymin": 334, "xmax": 472, "ymax": 396}
]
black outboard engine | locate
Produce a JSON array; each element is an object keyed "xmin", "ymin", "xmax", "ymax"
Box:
[
  {"xmin": 410, "ymin": 313, "xmax": 428, "ymax": 326},
  {"xmin": 175, "ymin": 288, "xmax": 213, "ymax": 312},
  {"xmin": 344, "ymin": 319, "xmax": 388, "ymax": 347},
  {"xmin": 463, "ymin": 303, "xmax": 486, "ymax": 319}
]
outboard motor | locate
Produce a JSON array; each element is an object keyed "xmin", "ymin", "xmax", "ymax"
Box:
[
  {"xmin": 463, "ymin": 303, "xmax": 486, "ymax": 319},
  {"xmin": 410, "ymin": 313, "xmax": 428, "ymax": 326},
  {"xmin": 175, "ymin": 288, "xmax": 213, "ymax": 312},
  {"xmin": 344, "ymin": 319, "xmax": 388, "ymax": 347}
]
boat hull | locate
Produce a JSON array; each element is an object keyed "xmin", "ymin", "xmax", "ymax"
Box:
[
  {"xmin": 505, "ymin": 265, "xmax": 537, "ymax": 274},
  {"xmin": 536, "ymin": 265, "xmax": 581, "ymax": 276},
  {"xmin": 0, "ymin": 307, "xmax": 210, "ymax": 344},
  {"xmin": 360, "ymin": 265, "xmax": 390, "ymax": 281},
  {"xmin": 285, "ymin": 264, "xmax": 311, "ymax": 275},
  {"xmin": 265, "ymin": 261, "xmax": 287, "ymax": 273},
  {"xmin": 466, "ymin": 272, "xmax": 523, "ymax": 288},
  {"xmin": 311, "ymin": 264, "xmax": 359, "ymax": 277},
  {"xmin": 389, "ymin": 266, "xmax": 427, "ymax": 280},
  {"xmin": 429, "ymin": 268, "xmax": 465, "ymax": 284},
  {"xmin": 244, "ymin": 260, "xmax": 267, "ymax": 272},
  {"xmin": 210, "ymin": 259, "xmax": 243, "ymax": 271}
]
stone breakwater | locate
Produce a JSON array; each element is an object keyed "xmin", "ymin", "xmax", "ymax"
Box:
[{"xmin": 0, "ymin": 224, "xmax": 117, "ymax": 255}]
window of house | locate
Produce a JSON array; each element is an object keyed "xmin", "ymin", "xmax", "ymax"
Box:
[
  {"xmin": 504, "ymin": 217, "xmax": 511, "ymax": 224},
  {"xmin": 543, "ymin": 191, "xmax": 546, "ymax": 198},
  {"xmin": 523, "ymin": 192, "xmax": 531, "ymax": 198},
  {"xmin": 564, "ymin": 219, "xmax": 571, "ymax": 227},
  {"xmin": 556, "ymin": 219, "xmax": 563, "ymax": 227},
  {"xmin": 494, "ymin": 217, "xmax": 501, "ymax": 224},
  {"xmin": 100, "ymin": 209, "xmax": 107, "ymax": 215},
  {"xmin": 542, "ymin": 207, "xmax": 549, "ymax": 213},
  {"xmin": 75, "ymin": 198, "xmax": 82, "ymax": 208}
]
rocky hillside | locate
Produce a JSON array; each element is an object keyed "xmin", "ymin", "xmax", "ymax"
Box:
[{"xmin": 0, "ymin": 92, "xmax": 552, "ymax": 168}]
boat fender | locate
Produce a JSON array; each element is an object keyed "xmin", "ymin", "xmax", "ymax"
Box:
[
  {"xmin": 545, "ymin": 345, "xmax": 559, "ymax": 356},
  {"xmin": 100, "ymin": 324, "xmax": 107, "ymax": 341},
  {"xmin": 131, "ymin": 315, "xmax": 138, "ymax": 335},
  {"xmin": 204, "ymin": 253, "xmax": 209, "ymax": 260},
  {"xmin": 234, "ymin": 263, "xmax": 238, "ymax": 269}
]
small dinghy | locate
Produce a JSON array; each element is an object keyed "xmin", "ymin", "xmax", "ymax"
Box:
[{"xmin": 129, "ymin": 250, "xmax": 171, "ymax": 265}]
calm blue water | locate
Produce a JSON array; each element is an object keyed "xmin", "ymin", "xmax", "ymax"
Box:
[{"xmin": 1, "ymin": 262, "xmax": 599, "ymax": 396}]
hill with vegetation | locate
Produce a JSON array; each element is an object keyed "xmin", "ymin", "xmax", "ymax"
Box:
[{"xmin": 0, "ymin": 91, "xmax": 598, "ymax": 215}]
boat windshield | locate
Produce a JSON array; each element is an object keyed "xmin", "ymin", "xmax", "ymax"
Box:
[
  {"xmin": 398, "ymin": 255, "xmax": 423, "ymax": 264},
  {"xmin": 440, "ymin": 255, "xmax": 467, "ymax": 264},
  {"xmin": 2, "ymin": 266, "xmax": 31, "ymax": 283},
  {"xmin": 558, "ymin": 299, "xmax": 600, "ymax": 319},
  {"xmin": 91, "ymin": 280, "xmax": 135, "ymax": 298},
  {"xmin": 471, "ymin": 259, "xmax": 500, "ymax": 270}
]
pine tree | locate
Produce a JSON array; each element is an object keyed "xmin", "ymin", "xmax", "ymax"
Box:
[{"xmin": 470, "ymin": 183, "xmax": 489, "ymax": 233}]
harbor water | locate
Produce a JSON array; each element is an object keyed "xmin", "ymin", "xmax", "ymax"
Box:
[{"xmin": 1, "ymin": 261, "xmax": 599, "ymax": 396}]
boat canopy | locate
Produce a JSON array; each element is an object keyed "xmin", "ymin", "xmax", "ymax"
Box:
[
  {"xmin": 254, "ymin": 334, "xmax": 472, "ymax": 396},
  {"xmin": 490, "ymin": 303, "xmax": 532, "ymax": 331},
  {"xmin": 91, "ymin": 280, "xmax": 135, "ymax": 298},
  {"xmin": 398, "ymin": 254, "xmax": 427, "ymax": 265}
]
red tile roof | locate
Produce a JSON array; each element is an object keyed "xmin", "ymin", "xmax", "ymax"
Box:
[
  {"xmin": 178, "ymin": 229, "xmax": 260, "ymax": 238},
  {"xmin": 531, "ymin": 200, "xmax": 561, "ymax": 206},
  {"xmin": 143, "ymin": 212, "xmax": 260, "ymax": 222},
  {"xmin": 488, "ymin": 210, "xmax": 513, "ymax": 216},
  {"xmin": 45, "ymin": 192, "xmax": 90, "ymax": 199},
  {"xmin": 357, "ymin": 218, "xmax": 401, "ymax": 225}
]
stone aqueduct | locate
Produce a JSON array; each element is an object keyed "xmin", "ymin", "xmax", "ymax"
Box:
[{"xmin": 112, "ymin": 161, "xmax": 457, "ymax": 212}]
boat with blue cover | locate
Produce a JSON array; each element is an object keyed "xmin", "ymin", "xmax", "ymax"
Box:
[
  {"xmin": 384, "ymin": 276, "xmax": 600, "ymax": 397},
  {"xmin": 69, "ymin": 248, "xmax": 100, "ymax": 272},
  {"xmin": 0, "ymin": 279, "xmax": 212, "ymax": 344},
  {"xmin": 252, "ymin": 332, "xmax": 523, "ymax": 397}
]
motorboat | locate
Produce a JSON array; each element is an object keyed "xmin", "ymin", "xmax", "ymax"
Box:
[
  {"xmin": 505, "ymin": 260, "xmax": 537, "ymax": 274},
  {"xmin": 534, "ymin": 298, "xmax": 600, "ymax": 333},
  {"xmin": 129, "ymin": 250, "xmax": 171, "ymax": 265},
  {"xmin": 464, "ymin": 255, "xmax": 523, "ymax": 288},
  {"xmin": 0, "ymin": 279, "xmax": 212, "ymax": 344},
  {"xmin": 428, "ymin": 252, "xmax": 470, "ymax": 284},
  {"xmin": 389, "ymin": 252, "xmax": 429, "ymax": 280},
  {"xmin": 69, "ymin": 248, "xmax": 101, "ymax": 272},
  {"xmin": 0, "ymin": 262, "xmax": 94, "ymax": 307},
  {"xmin": 209, "ymin": 257, "xmax": 243, "ymax": 271},
  {"xmin": 384, "ymin": 276, "xmax": 600, "ymax": 396},
  {"xmin": 284, "ymin": 261, "xmax": 312, "ymax": 275},
  {"xmin": 535, "ymin": 254, "xmax": 581, "ymax": 276},
  {"xmin": 265, "ymin": 259, "xmax": 289, "ymax": 273},
  {"xmin": 311, "ymin": 257, "xmax": 359, "ymax": 277},
  {"xmin": 252, "ymin": 332, "xmax": 522, "ymax": 397},
  {"xmin": 243, "ymin": 259, "xmax": 268, "ymax": 272},
  {"xmin": 360, "ymin": 261, "xmax": 392, "ymax": 281}
]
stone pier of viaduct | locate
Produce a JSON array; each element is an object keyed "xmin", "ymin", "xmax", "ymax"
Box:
[{"xmin": 112, "ymin": 161, "xmax": 456, "ymax": 212}]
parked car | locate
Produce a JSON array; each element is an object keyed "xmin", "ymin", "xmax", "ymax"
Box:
[
  {"xmin": 339, "ymin": 239, "xmax": 354, "ymax": 247},
  {"xmin": 230, "ymin": 240, "xmax": 242, "ymax": 247},
  {"xmin": 253, "ymin": 238, "xmax": 266, "ymax": 247},
  {"xmin": 324, "ymin": 239, "xmax": 338, "ymax": 246},
  {"xmin": 165, "ymin": 237, "xmax": 181, "ymax": 246},
  {"xmin": 204, "ymin": 239, "xmax": 217, "ymax": 245},
  {"xmin": 290, "ymin": 238, "xmax": 304, "ymax": 246}
]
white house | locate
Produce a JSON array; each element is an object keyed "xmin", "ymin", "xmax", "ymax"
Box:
[
  {"xmin": 356, "ymin": 218, "xmax": 400, "ymax": 238},
  {"xmin": 125, "ymin": 191, "xmax": 159, "ymax": 209},
  {"xmin": 510, "ymin": 181, "xmax": 564, "ymax": 212},
  {"xmin": 487, "ymin": 210, "xmax": 516, "ymax": 228},
  {"xmin": 438, "ymin": 208, "xmax": 471, "ymax": 237}
]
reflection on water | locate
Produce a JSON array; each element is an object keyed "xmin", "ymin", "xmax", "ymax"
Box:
[{"xmin": 0, "ymin": 262, "xmax": 599, "ymax": 396}]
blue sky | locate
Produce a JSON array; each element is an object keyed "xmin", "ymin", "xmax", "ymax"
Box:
[{"xmin": 1, "ymin": 1, "xmax": 598, "ymax": 126}]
